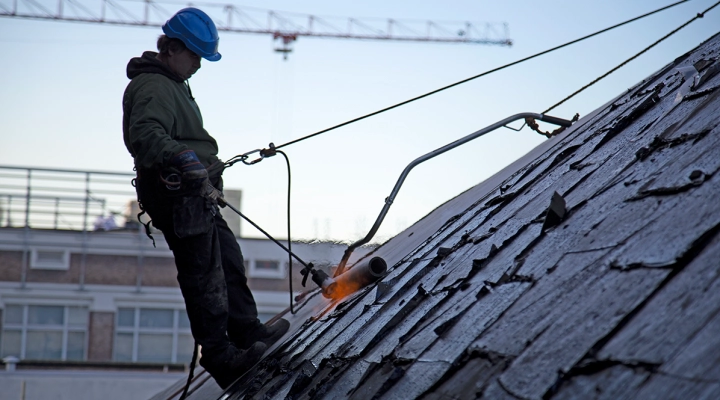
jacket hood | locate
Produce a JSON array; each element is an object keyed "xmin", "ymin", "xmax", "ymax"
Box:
[{"xmin": 126, "ymin": 51, "xmax": 183, "ymax": 82}]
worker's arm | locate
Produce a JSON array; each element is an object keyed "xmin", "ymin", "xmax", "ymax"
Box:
[{"xmin": 124, "ymin": 77, "xmax": 187, "ymax": 170}]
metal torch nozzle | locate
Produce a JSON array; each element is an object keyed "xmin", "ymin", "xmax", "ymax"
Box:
[
  {"xmin": 321, "ymin": 257, "xmax": 387, "ymax": 300},
  {"xmin": 310, "ymin": 268, "xmax": 338, "ymax": 298}
]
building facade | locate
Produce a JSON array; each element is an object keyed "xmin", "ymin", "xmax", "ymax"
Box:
[{"xmin": 0, "ymin": 166, "xmax": 365, "ymax": 366}]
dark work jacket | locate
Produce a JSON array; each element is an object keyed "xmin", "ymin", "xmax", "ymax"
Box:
[{"xmin": 122, "ymin": 51, "xmax": 221, "ymax": 173}]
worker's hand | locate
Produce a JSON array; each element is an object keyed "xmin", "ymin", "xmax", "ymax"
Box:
[
  {"xmin": 205, "ymin": 183, "xmax": 226, "ymax": 207},
  {"xmin": 170, "ymin": 150, "xmax": 208, "ymax": 194}
]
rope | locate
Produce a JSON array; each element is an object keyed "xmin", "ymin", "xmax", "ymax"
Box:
[
  {"xmin": 263, "ymin": 0, "xmax": 689, "ymax": 152},
  {"xmin": 277, "ymin": 150, "xmax": 297, "ymax": 315},
  {"xmin": 179, "ymin": 342, "xmax": 199, "ymax": 400},
  {"xmin": 542, "ymin": 1, "xmax": 720, "ymax": 114}
]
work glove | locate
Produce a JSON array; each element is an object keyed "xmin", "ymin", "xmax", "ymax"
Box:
[
  {"xmin": 169, "ymin": 149, "xmax": 208, "ymax": 195},
  {"xmin": 205, "ymin": 183, "xmax": 227, "ymax": 207}
]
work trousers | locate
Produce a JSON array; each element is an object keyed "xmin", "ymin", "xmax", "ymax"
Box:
[{"xmin": 135, "ymin": 171, "xmax": 259, "ymax": 354}]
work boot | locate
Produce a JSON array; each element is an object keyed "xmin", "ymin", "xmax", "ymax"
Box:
[
  {"xmin": 199, "ymin": 342, "xmax": 267, "ymax": 389},
  {"xmin": 232, "ymin": 318, "xmax": 290, "ymax": 350}
]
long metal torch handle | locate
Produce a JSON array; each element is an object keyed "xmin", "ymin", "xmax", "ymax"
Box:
[{"xmin": 335, "ymin": 112, "xmax": 573, "ymax": 275}]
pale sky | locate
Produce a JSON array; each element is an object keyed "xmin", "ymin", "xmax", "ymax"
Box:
[{"xmin": 1, "ymin": 0, "xmax": 718, "ymax": 243}]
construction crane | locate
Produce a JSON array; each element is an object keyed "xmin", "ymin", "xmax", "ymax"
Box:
[{"xmin": 0, "ymin": 0, "xmax": 512, "ymax": 58}]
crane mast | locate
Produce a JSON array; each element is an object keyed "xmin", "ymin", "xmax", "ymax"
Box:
[{"xmin": 0, "ymin": 0, "xmax": 512, "ymax": 57}]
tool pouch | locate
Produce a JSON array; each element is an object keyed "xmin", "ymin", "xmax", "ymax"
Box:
[{"xmin": 173, "ymin": 195, "xmax": 215, "ymax": 238}]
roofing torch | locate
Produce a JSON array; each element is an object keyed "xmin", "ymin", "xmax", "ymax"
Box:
[
  {"xmin": 206, "ymin": 184, "xmax": 387, "ymax": 300},
  {"xmin": 217, "ymin": 145, "xmax": 391, "ymax": 301},
  {"xmin": 206, "ymin": 186, "xmax": 331, "ymax": 288}
]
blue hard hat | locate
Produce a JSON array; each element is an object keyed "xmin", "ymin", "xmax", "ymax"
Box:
[{"xmin": 162, "ymin": 7, "xmax": 221, "ymax": 62}]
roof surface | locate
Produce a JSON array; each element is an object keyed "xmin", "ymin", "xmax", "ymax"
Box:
[{"xmin": 161, "ymin": 31, "xmax": 720, "ymax": 400}]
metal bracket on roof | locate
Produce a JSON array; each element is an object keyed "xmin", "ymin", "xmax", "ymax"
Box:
[{"xmin": 527, "ymin": 113, "xmax": 580, "ymax": 138}]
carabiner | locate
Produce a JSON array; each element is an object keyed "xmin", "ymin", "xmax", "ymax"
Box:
[{"xmin": 241, "ymin": 149, "xmax": 264, "ymax": 165}]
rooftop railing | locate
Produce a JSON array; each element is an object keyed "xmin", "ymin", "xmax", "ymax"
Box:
[{"xmin": 0, "ymin": 165, "xmax": 137, "ymax": 231}]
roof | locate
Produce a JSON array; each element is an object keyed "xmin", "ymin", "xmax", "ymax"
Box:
[{"xmin": 160, "ymin": 31, "xmax": 720, "ymax": 400}]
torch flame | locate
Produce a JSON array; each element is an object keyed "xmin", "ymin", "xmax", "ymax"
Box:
[{"xmin": 326, "ymin": 277, "xmax": 362, "ymax": 301}]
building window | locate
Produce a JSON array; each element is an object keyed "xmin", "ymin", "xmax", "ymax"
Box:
[
  {"xmin": 30, "ymin": 248, "xmax": 70, "ymax": 270},
  {"xmin": 114, "ymin": 308, "xmax": 193, "ymax": 364},
  {"xmin": 1, "ymin": 304, "xmax": 88, "ymax": 360},
  {"xmin": 250, "ymin": 259, "xmax": 285, "ymax": 279}
]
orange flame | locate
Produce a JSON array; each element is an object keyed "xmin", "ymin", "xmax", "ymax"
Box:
[{"xmin": 327, "ymin": 277, "xmax": 362, "ymax": 301}]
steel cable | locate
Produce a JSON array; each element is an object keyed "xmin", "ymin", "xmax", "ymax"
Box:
[
  {"xmin": 543, "ymin": 0, "xmax": 720, "ymax": 114},
  {"xmin": 265, "ymin": 0, "xmax": 690, "ymax": 152}
]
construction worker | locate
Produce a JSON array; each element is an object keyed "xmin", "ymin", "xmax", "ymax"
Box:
[{"xmin": 122, "ymin": 7, "xmax": 289, "ymax": 389}]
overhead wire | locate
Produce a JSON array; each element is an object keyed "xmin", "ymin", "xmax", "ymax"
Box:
[
  {"xmin": 225, "ymin": 0, "xmax": 689, "ymax": 168},
  {"xmin": 261, "ymin": 0, "xmax": 691, "ymax": 152},
  {"xmin": 542, "ymin": 0, "xmax": 720, "ymax": 114}
]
